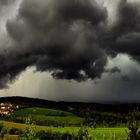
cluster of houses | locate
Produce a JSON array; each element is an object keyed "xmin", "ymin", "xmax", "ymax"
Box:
[{"xmin": 0, "ymin": 102, "xmax": 19, "ymax": 115}]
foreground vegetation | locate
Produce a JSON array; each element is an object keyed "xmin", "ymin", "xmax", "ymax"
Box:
[{"xmin": 0, "ymin": 120, "xmax": 128, "ymax": 140}]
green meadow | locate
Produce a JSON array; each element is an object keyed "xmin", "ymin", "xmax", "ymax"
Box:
[
  {"xmin": 13, "ymin": 107, "xmax": 75, "ymax": 117},
  {"xmin": 0, "ymin": 120, "xmax": 128, "ymax": 140},
  {"xmin": 11, "ymin": 107, "xmax": 84, "ymax": 126},
  {"xmin": 0, "ymin": 107, "xmax": 130, "ymax": 140}
]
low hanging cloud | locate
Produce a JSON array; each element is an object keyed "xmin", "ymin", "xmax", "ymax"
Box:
[{"xmin": 0, "ymin": 0, "xmax": 140, "ymax": 89}]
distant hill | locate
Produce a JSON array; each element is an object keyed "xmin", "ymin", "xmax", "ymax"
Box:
[
  {"xmin": 1, "ymin": 96, "xmax": 140, "ymax": 127},
  {"xmin": 0, "ymin": 96, "xmax": 139, "ymax": 114}
]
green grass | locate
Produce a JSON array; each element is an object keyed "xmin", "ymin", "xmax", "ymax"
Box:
[
  {"xmin": 12, "ymin": 115, "xmax": 84, "ymax": 126},
  {"xmin": 33, "ymin": 115, "xmax": 84, "ymax": 126},
  {"xmin": 7, "ymin": 107, "xmax": 128, "ymax": 139},
  {"xmin": 89, "ymin": 128, "xmax": 127, "ymax": 139},
  {"xmin": 13, "ymin": 107, "xmax": 74, "ymax": 117},
  {"xmin": 0, "ymin": 120, "xmax": 128, "ymax": 140},
  {"xmin": 11, "ymin": 107, "xmax": 84, "ymax": 126},
  {"xmin": 1, "ymin": 135, "xmax": 19, "ymax": 140}
]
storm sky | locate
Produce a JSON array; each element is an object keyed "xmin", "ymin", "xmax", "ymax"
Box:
[{"xmin": 0, "ymin": 0, "xmax": 140, "ymax": 102}]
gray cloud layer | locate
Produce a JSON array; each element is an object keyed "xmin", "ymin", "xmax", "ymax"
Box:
[
  {"xmin": 0, "ymin": 0, "xmax": 15, "ymax": 7},
  {"xmin": 0, "ymin": 0, "xmax": 108, "ymax": 88},
  {"xmin": 0, "ymin": 0, "xmax": 140, "ymax": 90},
  {"xmin": 1, "ymin": 55, "xmax": 140, "ymax": 102}
]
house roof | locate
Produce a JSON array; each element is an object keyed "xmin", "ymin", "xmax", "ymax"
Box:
[{"xmin": 0, "ymin": 102, "xmax": 12, "ymax": 107}]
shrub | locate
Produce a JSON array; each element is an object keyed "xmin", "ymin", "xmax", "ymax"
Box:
[
  {"xmin": 19, "ymin": 116, "xmax": 37, "ymax": 140},
  {"xmin": 8, "ymin": 127, "xmax": 22, "ymax": 135},
  {"xmin": 76, "ymin": 126, "xmax": 92, "ymax": 140},
  {"xmin": 0, "ymin": 123, "xmax": 3, "ymax": 133},
  {"xmin": 36, "ymin": 130, "xmax": 48, "ymax": 140},
  {"xmin": 0, "ymin": 127, "xmax": 7, "ymax": 140}
]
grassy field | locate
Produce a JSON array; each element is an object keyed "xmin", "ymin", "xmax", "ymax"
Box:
[
  {"xmin": 0, "ymin": 120, "xmax": 128, "ymax": 140},
  {"xmin": 90, "ymin": 128, "xmax": 127, "ymax": 140},
  {"xmin": 11, "ymin": 107, "xmax": 84, "ymax": 126},
  {"xmin": 0, "ymin": 107, "xmax": 130, "ymax": 139},
  {"xmin": 31, "ymin": 115, "xmax": 84, "ymax": 126},
  {"xmin": 13, "ymin": 107, "xmax": 74, "ymax": 116},
  {"xmin": 0, "ymin": 135, "xmax": 19, "ymax": 140}
]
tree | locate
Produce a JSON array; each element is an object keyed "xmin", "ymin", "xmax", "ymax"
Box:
[{"xmin": 127, "ymin": 109, "xmax": 140, "ymax": 140}]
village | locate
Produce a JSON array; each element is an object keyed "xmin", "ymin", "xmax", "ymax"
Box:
[{"xmin": 0, "ymin": 102, "xmax": 19, "ymax": 115}]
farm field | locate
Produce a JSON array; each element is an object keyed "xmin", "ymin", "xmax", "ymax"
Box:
[
  {"xmin": 0, "ymin": 97, "xmax": 138, "ymax": 140},
  {"xmin": 10, "ymin": 107, "xmax": 84, "ymax": 126},
  {"xmin": 13, "ymin": 107, "xmax": 75, "ymax": 116},
  {"xmin": 0, "ymin": 120, "xmax": 128, "ymax": 140}
]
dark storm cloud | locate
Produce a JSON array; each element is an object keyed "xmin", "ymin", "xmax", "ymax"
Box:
[
  {"xmin": 122, "ymin": 75, "xmax": 130, "ymax": 81},
  {"xmin": 105, "ymin": 0, "xmax": 140, "ymax": 61},
  {"xmin": 116, "ymin": 32, "xmax": 140, "ymax": 55},
  {"xmin": 0, "ymin": 0, "xmax": 109, "ymax": 87},
  {"xmin": 1, "ymin": 0, "xmax": 140, "ymax": 89}
]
